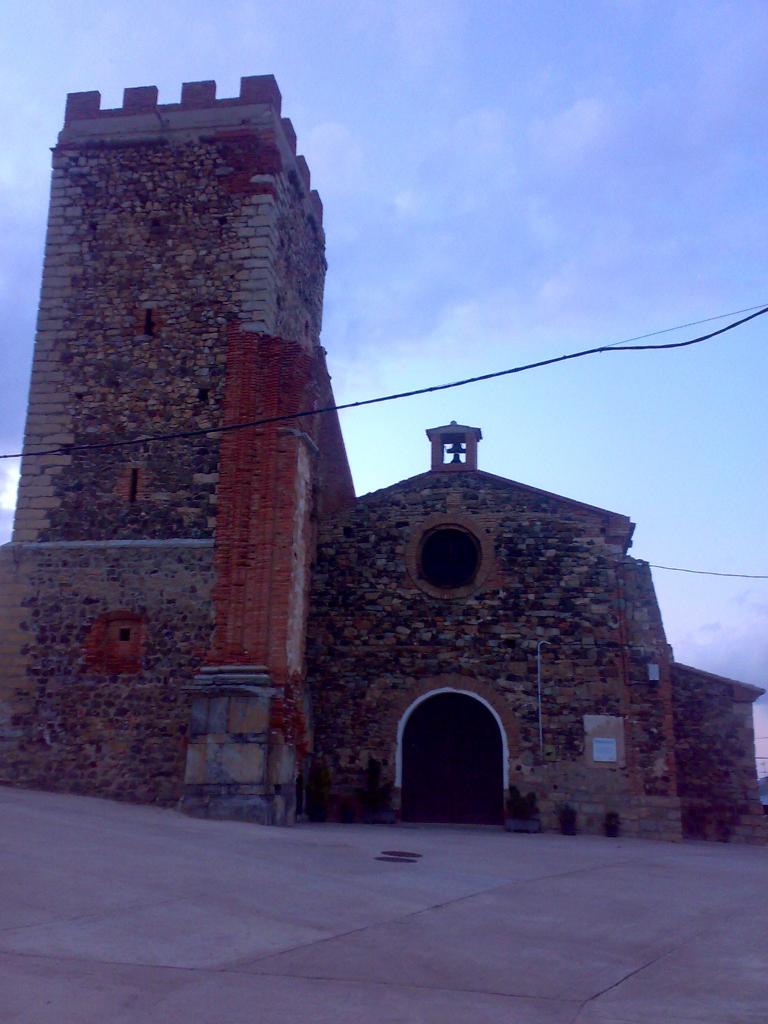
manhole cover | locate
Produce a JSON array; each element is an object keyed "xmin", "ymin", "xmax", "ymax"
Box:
[{"xmin": 380, "ymin": 850, "xmax": 422, "ymax": 858}]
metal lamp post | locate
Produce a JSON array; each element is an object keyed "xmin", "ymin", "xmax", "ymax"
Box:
[{"xmin": 536, "ymin": 640, "xmax": 550, "ymax": 760}]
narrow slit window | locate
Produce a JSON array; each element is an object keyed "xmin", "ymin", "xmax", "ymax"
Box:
[
  {"xmin": 84, "ymin": 612, "xmax": 145, "ymax": 675},
  {"xmin": 143, "ymin": 308, "xmax": 155, "ymax": 336},
  {"xmin": 128, "ymin": 468, "xmax": 139, "ymax": 502},
  {"xmin": 197, "ymin": 387, "xmax": 209, "ymax": 403}
]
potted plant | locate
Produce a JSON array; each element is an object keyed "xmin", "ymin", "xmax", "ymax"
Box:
[
  {"xmin": 604, "ymin": 811, "xmax": 620, "ymax": 838},
  {"xmin": 306, "ymin": 760, "xmax": 332, "ymax": 822},
  {"xmin": 340, "ymin": 799, "xmax": 357, "ymax": 824},
  {"xmin": 357, "ymin": 757, "xmax": 395, "ymax": 824},
  {"xmin": 558, "ymin": 803, "xmax": 577, "ymax": 835},
  {"xmin": 504, "ymin": 786, "xmax": 541, "ymax": 833}
]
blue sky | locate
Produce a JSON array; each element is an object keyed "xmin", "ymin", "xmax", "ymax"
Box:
[{"xmin": 0, "ymin": 1, "xmax": 766, "ymax": 767}]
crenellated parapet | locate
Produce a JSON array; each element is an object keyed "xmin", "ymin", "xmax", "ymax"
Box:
[
  {"xmin": 61, "ymin": 75, "xmax": 322, "ymax": 227},
  {"xmin": 65, "ymin": 74, "xmax": 282, "ymax": 122}
]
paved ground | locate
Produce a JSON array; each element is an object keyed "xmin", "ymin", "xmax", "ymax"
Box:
[{"xmin": 1, "ymin": 786, "xmax": 766, "ymax": 1023}]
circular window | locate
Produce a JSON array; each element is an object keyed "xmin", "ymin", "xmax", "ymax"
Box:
[{"xmin": 420, "ymin": 527, "xmax": 480, "ymax": 589}]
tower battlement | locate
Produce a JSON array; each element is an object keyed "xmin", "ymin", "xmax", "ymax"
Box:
[
  {"xmin": 62, "ymin": 75, "xmax": 319, "ymax": 222},
  {"xmin": 65, "ymin": 74, "xmax": 283, "ymax": 122}
]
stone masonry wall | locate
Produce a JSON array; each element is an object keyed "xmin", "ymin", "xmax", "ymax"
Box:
[
  {"xmin": 0, "ymin": 541, "xmax": 214, "ymax": 804},
  {"xmin": 671, "ymin": 663, "xmax": 766, "ymax": 844},
  {"xmin": 306, "ymin": 469, "xmax": 680, "ymax": 838},
  {"xmin": 3, "ymin": 77, "xmax": 353, "ymax": 815},
  {"xmin": 14, "ymin": 76, "xmax": 329, "ymax": 545},
  {"xmin": 614, "ymin": 559, "xmax": 682, "ymax": 837}
]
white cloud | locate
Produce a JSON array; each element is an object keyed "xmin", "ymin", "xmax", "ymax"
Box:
[
  {"xmin": 0, "ymin": 509, "xmax": 13, "ymax": 545},
  {"xmin": 393, "ymin": 0, "xmax": 467, "ymax": 72},
  {"xmin": 428, "ymin": 108, "xmax": 515, "ymax": 193},
  {"xmin": 305, "ymin": 121, "xmax": 365, "ymax": 199},
  {"xmin": 753, "ymin": 699, "xmax": 768, "ymax": 779},
  {"xmin": 453, "ymin": 108, "xmax": 511, "ymax": 162},
  {"xmin": 675, "ymin": 614, "xmax": 768, "ymax": 691},
  {"xmin": 0, "ymin": 460, "xmax": 19, "ymax": 512},
  {"xmin": 393, "ymin": 187, "xmax": 424, "ymax": 219},
  {"xmin": 521, "ymin": 195, "xmax": 560, "ymax": 247},
  {"xmin": 536, "ymin": 266, "xmax": 578, "ymax": 310},
  {"xmin": 0, "ymin": 461, "xmax": 18, "ymax": 544},
  {"xmin": 385, "ymin": 107, "xmax": 516, "ymax": 229},
  {"xmin": 531, "ymin": 97, "xmax": 611, "ymax": 168}
]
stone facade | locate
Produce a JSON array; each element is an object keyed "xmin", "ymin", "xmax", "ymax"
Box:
[
  {"xmin": 306, "ymin": 461, "xmax": 676, "ymax": 839},
  {"xmin": 0, "ymin": 76, "xmax": 354, "ymax": 825},
  {"xmin": 0, "ymin": 76, "xmax": 763, "ymax": 842},
  {"xmin": 671, "ymin": 664, "xmax": 766, "ymax": 842},
  {"xmin": 304, "ymin": 425, "xmax": 764, "ymax": 842},
  {"xmin": 0, "ymin": 540, "xmax": 213, "ymax": 803}
]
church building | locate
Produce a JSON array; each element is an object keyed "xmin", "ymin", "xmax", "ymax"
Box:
[{"xmin": 0, "ymin": 76, "xmax": 764, "ymax": 843}]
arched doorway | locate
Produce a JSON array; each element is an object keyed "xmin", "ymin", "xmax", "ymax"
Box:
[{"xmin": 400, "ymin": 691, "xmax": 504, "ymax": 825}]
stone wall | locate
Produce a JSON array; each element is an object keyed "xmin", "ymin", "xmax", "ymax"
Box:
[
  {"xmin": 671, "ymin": 663, "xmax": 766, "ymax": 843},
  {"xmin": 2, "ymin": 76, "xmax": 353, "ymax": 820},
  {"xmin": 0, "ymin": 540, "xmax": 214, "ymax": 803},
  {"xmin": 306, "ymin": 468, "xmax": 681, "ymax": 839},
  {"xmin": 14, "ymin": 75, "xmax": 330, "ymax": 546}
]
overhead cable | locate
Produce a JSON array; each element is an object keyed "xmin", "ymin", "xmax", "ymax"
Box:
[
  {"xmin": 601, "ymin": 301, "xmax": 768, "ymax": 348},
  {"xmin": 649, "ymin": 564, "xmax": 768, "ymax": 579},
  {"xmin": 2, "ymin": 303, "xmax": 767, "ymax": 462}
]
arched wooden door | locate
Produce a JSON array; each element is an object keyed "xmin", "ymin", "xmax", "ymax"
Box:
[{"xmin": 401, "ymin": 692, "xmax": 504, "ymax": 825}]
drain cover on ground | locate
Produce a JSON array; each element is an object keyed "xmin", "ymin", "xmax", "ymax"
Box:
[{"xmin": 375, "ymin": 850, "xmax": 422, "ymax": 863}]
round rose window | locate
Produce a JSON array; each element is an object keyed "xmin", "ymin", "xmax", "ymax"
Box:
[{"xmin": 419, "ymin": 527, "xmax": 480, "ymax": 589}]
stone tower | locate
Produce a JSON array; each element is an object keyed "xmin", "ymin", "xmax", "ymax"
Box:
[{"xmin": 0, "ymin": 76, "xmax": 354, "ymax": 824}]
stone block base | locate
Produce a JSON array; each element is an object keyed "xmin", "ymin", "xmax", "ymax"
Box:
[
  {"xmin": 181, "ymin": 665, "xmax": 297, "ymax": 827},
  {"xmin": 680, "ymin": 796, "xmax": 768, "ymax": 844},
  {"xmin": 181, "ymin": 783, "xmax": 294, "ymax": 826}
]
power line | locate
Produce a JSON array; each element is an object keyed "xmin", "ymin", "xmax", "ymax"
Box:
[
  {"xmin": 649, "ymin": 564, "xmax": 768, "ymax": 580},
  {"xmin": 601, "ymin": 301, "xmax": 768, "ymax": 348},
  {"xmin": 3, "ymin": 303, "xmax": 767, "ymax": 463}
]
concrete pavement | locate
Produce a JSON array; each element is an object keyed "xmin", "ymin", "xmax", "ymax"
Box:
[{"xmin": 1, "ymin": 785, "xmax": 766, "ymax": 1022}]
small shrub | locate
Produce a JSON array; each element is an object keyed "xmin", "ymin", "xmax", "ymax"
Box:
[
  {"xmin": 507, "ymin": 786, "xmax": 539, "ymax": 820},
  {"xmin": 356, "ymin": 757, "xmax": 393, "ymax": 823},
  {"xmin": 306, "ymin": 760, "xmax": 332, "ymax": 822},
  {"xmin": 558, "ymin": 803, "xmax": 577, "ymax": 835},
  {"xmin": 604, "ymin": 811, "xmax": 620, "ymax": 837}
]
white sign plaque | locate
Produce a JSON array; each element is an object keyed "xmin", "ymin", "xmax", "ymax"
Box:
[{"xmin": 592, "ymin": 737, "xmax": 618, "ymax": 763}]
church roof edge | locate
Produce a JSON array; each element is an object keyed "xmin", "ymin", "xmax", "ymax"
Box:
[
  {"xmin": 671, "ymin": 663, "xmax": 765, "ymax": 702},
  {"xmin": 357, "ymin": 468, "xmax": 634, "ymax": 529}
]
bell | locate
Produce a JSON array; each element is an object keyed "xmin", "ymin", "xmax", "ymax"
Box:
[{"xmin": 446, "ymin": 441, "xmax": 466, "ymax": 464}]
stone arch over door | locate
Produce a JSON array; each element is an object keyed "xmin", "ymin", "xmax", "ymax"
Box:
[{"xmin": 397, "ymin": 687, "xmax": 509, "ymax": 825}]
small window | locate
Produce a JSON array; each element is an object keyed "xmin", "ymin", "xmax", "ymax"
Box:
[
  {"xmin": 83, "ymin": 611, "xmax": 145, "ymax": 675},
  {"xmin": 420, "ymin": 527, "xmax": 480, "ymax": 589},
  {"xmin": 128, "ymin": 468, "xmax": 139, "ymax": 503},
  {"xmin": 143, "ymin": 309, "xmax": 155, "ymax": 336},
  {"xmin": 197, "ymin": 387, "xmax": 209, "ymax": 403}
]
